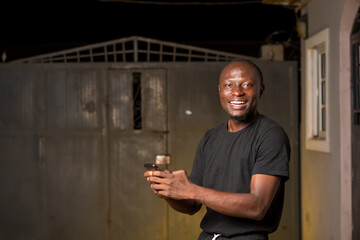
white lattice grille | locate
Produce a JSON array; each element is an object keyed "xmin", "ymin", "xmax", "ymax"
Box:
[{"xmin": 14, "ymin": 36, "xmax": 252, "ymax": 64}]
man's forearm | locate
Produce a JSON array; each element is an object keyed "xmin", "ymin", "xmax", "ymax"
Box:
[
  {"xmin": 190, "ymin": 174, "xmax": 281, "ymax": 220},
  {"xmin": 165, "ymin": 198, "xmax": 201, "ymax": 215},
  {"xmin": 191, "ymin": 185, "xmax": 264, "ymax": 220}
]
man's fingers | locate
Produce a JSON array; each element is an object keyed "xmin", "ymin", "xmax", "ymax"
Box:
[
  {"xmin": 144, "ymin": 169, "xmax": 175, "ymax": 199},
  {"xmin": 151, "ymin": 182, "xmax": 166, "ymax": 190},
  {"xmin": 148, "ymin": 176, "xmax": 164, "ymax": 184},
  {"xmin": 144, "ymin": 170, "xmax": 161, "ymax": 177}
]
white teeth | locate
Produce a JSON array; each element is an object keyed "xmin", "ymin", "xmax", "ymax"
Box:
[{"xmin": 230, "ymin": 101, "xmax": 246, "ymax": 104}]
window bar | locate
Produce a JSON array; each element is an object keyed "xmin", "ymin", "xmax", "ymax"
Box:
[
  {"xmin": 173, "ymin": 47, "xmax": 176, "ymax": 62},
  {"xmin": 320, "ymin": 53, "xmax": 326, "ymax": 134},
  {"xmin": 321, "ymin": 53, "xmax": 326, "ymax": 78},
  {"xmin": 104, "ymin": 46, "xmax": 108, "ymax": 63},
  {"xmin": 113, "ymin": 43, "xmax": 117, "ymax": 62},
  {"xmin": 321, "ymin": 81, "xmax": 326, "ymax": 105},
  {"xmin": 312, "ymin": 48, "xmax": 319, "ymax": 137},
  {"xmin": 322, "ymin": 107, "xmax": 326, "ymax": 131},
  {"xmin": 122, "ymin": 42, "xmax": 126, "ymax": 62},
  {"xmin": 90, "ymin": 48, "xmax": 93, "ymax": 62},
  {"xmin": 134, "ymin": 39, "xmax": 138, "ymax": 62},
  {"xmin": 160, "ymin": 44, "xmax": 163, "ymax": 62}
]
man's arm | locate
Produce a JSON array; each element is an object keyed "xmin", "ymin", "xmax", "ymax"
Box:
[
  {"xmin": 164, "ymin": 198, "xmax": 201, "ymax": 215},
  {"xmin": 193, "ymin": 174, "xmax": 280, "ymax": 220},
  {"xmin": 144, "ymin": 170, "xmax": 202, "ymax": 215},
  {"xmin": 146, "ymin": 170, "xmax": 280, "ymax": 221}
]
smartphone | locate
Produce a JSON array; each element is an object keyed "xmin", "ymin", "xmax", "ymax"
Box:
[{"xmin": 144, "ymin": 163, "xmax": 162, "ymax": 171}]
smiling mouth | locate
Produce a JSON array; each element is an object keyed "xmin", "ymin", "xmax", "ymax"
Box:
[
  {"xmin": 229, "ymin": 100, "xmax": 246, "ymax": 105},
  {"xmin": 228, "ymin": 100, "xmax": 247, "ymax": 110}
]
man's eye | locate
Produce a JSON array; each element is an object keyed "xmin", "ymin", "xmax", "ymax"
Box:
[
  {"xmin": 225, "ymin": 84, "xmax": 232, "ymax": 88},
  {"xmin": 242, "ymin": 83, "xmax": 251, "ymax": 89}
]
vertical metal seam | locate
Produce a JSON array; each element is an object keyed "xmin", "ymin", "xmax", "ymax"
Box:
[{"xmin": 104, "ymin": 70, "xmax": 112, "ymax": 239}]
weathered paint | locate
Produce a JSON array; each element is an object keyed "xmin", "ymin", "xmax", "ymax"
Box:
[{"xmin": 0, "ymin": 61, "xmax": 299, "ymax": 240}]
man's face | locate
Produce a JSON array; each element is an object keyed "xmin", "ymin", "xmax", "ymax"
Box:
[{"xmin": 218, "ymin": 62, "xmax": 263, "ymax": 122}]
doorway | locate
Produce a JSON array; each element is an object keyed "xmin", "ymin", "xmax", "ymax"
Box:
[{"xmin": 351, "ymin": 9, "xmax": 360, "ymax": 240}]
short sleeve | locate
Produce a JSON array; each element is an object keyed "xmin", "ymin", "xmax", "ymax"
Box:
[{"xmin": 252, "ymin": 126, "xmax": 290, "ymax": 181}]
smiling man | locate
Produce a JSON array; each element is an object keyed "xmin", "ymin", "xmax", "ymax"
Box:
[
  {"xmin": 144, "ymin": 59, "xmax": 290, "ymax": 240},
  {"xmin": 218, "ymin": 60, "xmax": 264, "ymax": 130}
]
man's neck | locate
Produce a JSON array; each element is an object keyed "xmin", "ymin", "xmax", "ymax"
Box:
[{"xmin": 227, "ymin": 112, "xmax": 260, "ymax": 132}]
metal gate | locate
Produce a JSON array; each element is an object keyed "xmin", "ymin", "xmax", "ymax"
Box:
[
  {"xmin": 0, "ymin": 36, "xmax": 300, "ymax": 240},
  {"xmin": 0, "ymin": 67, "xmax": 168, "ymax": 240}
]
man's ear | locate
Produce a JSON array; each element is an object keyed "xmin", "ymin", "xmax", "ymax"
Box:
[{"xmin": 260, "ymin": 84, "xmax": 265, "ymax": 98}]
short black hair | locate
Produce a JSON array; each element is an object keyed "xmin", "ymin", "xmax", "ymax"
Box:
[{"xmin": 223, "ymin": 58, "xmax": 264, "ymax": 86}]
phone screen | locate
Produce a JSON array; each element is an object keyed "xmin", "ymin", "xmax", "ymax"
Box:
[{"xmin": 144, "ymin": 163, "xmax": 162, "ymax": 171}]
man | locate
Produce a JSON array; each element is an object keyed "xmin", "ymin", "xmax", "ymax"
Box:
[{"xmin": 144, "ymin": 59, "xmax": 290, "ymax": 240}]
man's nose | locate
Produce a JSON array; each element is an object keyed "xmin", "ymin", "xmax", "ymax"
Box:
[{"xmin": 232, "ymin": 85, "xmax": 244, "ymax": 96}]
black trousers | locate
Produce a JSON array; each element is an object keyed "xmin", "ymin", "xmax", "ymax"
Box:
[{"xmin": 198, "ymin": 231, "xmax": 269, "ymax": 240}]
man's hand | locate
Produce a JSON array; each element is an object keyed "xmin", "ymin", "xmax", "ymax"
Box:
[
  {"xmin": 144, "ymin": 170, "xmax": 194, "ymax": 200},
  {"xmin": 144, "ymin": 169, "xmax": 202, "ymax": 215}
]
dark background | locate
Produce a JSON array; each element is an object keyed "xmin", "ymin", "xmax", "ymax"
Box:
[{"xmin": 1, "ymin": 0, "xmax": 300, "ymax": 62}]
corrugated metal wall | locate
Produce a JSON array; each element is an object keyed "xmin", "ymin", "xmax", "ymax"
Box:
[
  {"xmin": 0, "ymin": 61, "xmax": 299, "ymax": 240},
  {"xmin": 0, "ymin": 66, "xmax": 169, "ymax": 240}
]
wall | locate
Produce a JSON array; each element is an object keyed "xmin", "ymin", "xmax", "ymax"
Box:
[
  {"xmin": 300, "ymin": 0, "xmax": 353, "ymax": 239},
  {"xmin": 339, "ymin": 1, "xmax": 359, "ymax": 239}
]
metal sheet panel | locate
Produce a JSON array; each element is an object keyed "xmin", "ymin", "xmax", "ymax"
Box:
[
  {"xmin": 45, "ymin": 70, "xmax": 101, "ymax": 129},
  {"xmin": 108, "ymin": 71, "xmax": 132, "ymax": 130},
  {"xmin": 109, "ymin": 134, "xmax": 167, "ymax": 240},
  {"xmin": 0, "ymin": 70, "xmax": 38, "ymax": 128},
  {"xmin": 142, "ymin": 69, "xmax": 167, "ymax": 131},
  {"xmin": 43, "ymin": 135, "xmax": 107, "ymax": 240},
  {"xmin": 0, "ymin": 69, "xmax": 43, "ymax": 239},
  {"xmin": 39, "ymin": 68, "xmax": 107, "ymax": 239},
  {"xmin": 0, "ymin": 67, "xmax": 108, "ymax": 240},
  {"xmin": 108, "ymin": 69, "xmax": 168, "ymax": 240},
  {"xmin": 0, "ymin": 136, "xmax": 42, "ymax": 240}
]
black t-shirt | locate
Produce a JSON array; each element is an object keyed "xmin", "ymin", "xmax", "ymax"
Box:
[{"xmin": 189, "ymin": 115, "xmax": 290, "ymax": 238}]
